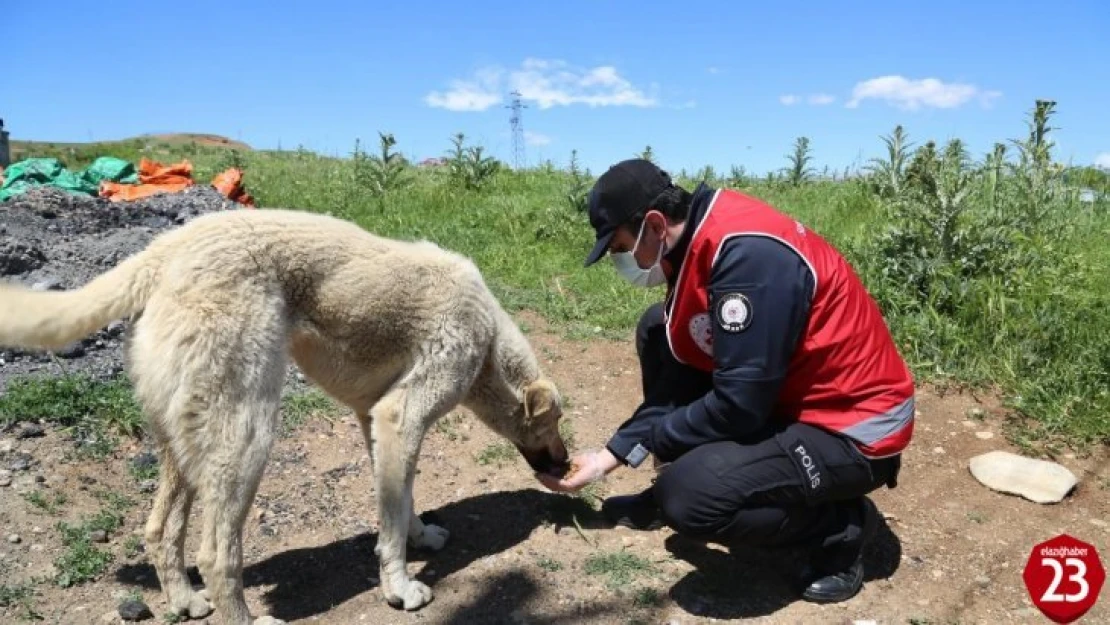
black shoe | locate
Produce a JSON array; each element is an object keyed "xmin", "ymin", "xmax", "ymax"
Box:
[
  {"xmin": 800, "ymin": 497, "xmax": 879, "ymax": 604},
  {"xmin": 600, "ymin": 488, "xmax": 664, "ymax": 531}
]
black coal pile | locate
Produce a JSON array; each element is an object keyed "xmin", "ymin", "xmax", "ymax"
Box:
[{"xmin": 0, "ymin": 185, "xmax": 307, "ymax": 393}]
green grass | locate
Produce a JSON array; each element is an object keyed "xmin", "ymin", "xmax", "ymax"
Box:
[
  {"xmin": 6, "ymin": 99, "xmax": 1109, "ymax": 455},
  {"xmin": 0, "ymin": 373, "xmax": 143, "ymax": 457},
  {"xmin": 52, "ymin": 491, "xmax": 136, "ymax": 588},
  {"xmin": 583, "ymin": 550, "xmax": 657, "ymax": 589},
  {"xmin": 280, "ymin": 388, "xmax": 342, "ymax": 435}
]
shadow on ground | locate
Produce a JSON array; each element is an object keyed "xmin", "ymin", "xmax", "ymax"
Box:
[
  {"xmin": 433, "ymin": 569, "xmax": 625, "ymax": 625},
  {"xmin": 114, "ymin": 488, "xmax": 601, "ymax": 622},
  {"xmin": 661, "ymin": 516, "xmax": 903, "ymax": 619}
]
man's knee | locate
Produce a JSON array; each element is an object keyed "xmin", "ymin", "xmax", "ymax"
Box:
[{"xmin": 652, "ymin": 448, "xmax": 738, "ymax": 539}]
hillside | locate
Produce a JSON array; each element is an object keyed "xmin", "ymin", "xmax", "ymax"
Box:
[{"xmin": 7, "ymin": 133, "xmax": 251, "ymax": 169}]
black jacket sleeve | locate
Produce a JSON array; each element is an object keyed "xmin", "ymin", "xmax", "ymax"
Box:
[{"xmin": 604, "ymin": 235, "xmax": 815, "ymax": 467}]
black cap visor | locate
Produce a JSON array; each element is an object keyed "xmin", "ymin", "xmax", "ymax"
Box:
[{"xmin": 584, "ymin": 229, "xmax": 615, "ymax": 267}]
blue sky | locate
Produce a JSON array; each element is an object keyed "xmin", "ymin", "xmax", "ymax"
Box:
[{"xmin": 3, "ymin": 0, "xmax": 1108, "ymax": 176}]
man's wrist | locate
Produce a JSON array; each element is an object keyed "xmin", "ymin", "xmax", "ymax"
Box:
[
  {"xmin": 604, "ymin": 435, "xmax": 651, "ymax": 469},
  {"xmin": 597, "ymin": 448, "xmax": 622, "ymax": 474}
]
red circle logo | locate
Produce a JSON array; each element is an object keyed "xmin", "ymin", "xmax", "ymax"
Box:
[{"xmin": 1023, "ymin": 534, "xmax": 1105, "ymax": 623}]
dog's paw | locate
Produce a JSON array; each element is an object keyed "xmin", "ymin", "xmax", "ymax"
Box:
[
  {"xmin": 186, "ymin": 590, "xmax": 213, "ymax": 619},
  {"xmin": 253, "ymin": 616, "xmax": 287, "ymax": 625},
  {"xmin": 384, "ymin": 578, "xmax": 434, "ymax": 611},
  {"xmin": 170, "ymin": 588, "xmax": 212, "ymax": 619},
  {"xmin": 409, "ymin": 523, "xmax": 450, "ymax": 551}
]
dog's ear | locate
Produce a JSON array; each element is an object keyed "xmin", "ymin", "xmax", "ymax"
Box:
[{"xmin": 523, "ymin": 378, "xmax": 560, "ymax": 420}]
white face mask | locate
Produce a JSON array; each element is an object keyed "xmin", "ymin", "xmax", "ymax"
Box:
[{"xmin": 611, "ymin": 219, "xmax": 667, "ymax": 288}]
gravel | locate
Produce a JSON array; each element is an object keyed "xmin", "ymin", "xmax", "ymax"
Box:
[{"xmin": 0, "ymin": 185, "xmax": 308, "ymax": 394}]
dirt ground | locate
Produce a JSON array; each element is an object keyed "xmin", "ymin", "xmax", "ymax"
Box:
[{"xmin": 1, "ymin": 309, "xmax": 1107, "ymax": 625}]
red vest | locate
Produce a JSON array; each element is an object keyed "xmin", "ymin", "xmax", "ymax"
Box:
[{"xmin": 664, "ymin": 189, "xmax": 915, "ymax": 459}]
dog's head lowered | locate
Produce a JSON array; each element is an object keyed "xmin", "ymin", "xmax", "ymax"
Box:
[
  {"xmin": 511, "ymin": 377, "xmax": 571, "ymax": 476},
  {"xmin": 468, "ymin": 375, "xmax": 570, "ymax": 476}
]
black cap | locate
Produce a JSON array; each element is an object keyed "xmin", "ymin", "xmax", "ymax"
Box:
[{"xmin": 584, "ymin": 159, "xmax": 673, "ymax": 267}]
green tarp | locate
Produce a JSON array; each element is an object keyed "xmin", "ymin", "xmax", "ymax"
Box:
[{"xmin": 0, "ymin": 156, "xmax": 139, "ymax": 202}]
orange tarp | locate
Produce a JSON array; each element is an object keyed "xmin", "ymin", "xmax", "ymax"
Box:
[
  {"xmin": 211, "ymin": 167, "xmax": 255, "ymax": 207},
  {"xmin": 99, "ymin": 158, "xmax": 255, "ymax": 207}
]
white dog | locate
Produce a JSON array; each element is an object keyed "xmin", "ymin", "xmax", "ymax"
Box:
[{"xmin": 0, "ymin": 207, "xmax": 571, "ymax": 624}]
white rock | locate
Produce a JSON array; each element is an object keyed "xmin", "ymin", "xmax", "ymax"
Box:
[
  {"xmin": 975, "ymin": 431, "xmax": 994, "ymax": 440},
  {"xmin": 969, "ymin": 450, "xmax": 1079, "ymax": 504}
]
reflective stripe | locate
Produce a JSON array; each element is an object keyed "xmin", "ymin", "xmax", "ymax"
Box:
[{"xmin": 839, "ymin": 395, "xmax": 915, "ymax": 446}]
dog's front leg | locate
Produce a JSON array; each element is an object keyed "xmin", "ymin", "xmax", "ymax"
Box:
[
  {"xmin": 406, "ymin": 492, "xmax": 449, "ymax": 551},
  {"xmin": 370, "ymin": 391, "xmax": 434, "ymax": 611}
]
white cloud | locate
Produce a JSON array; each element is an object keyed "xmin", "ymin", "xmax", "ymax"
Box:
[
  {"xmin": 1095, "ymin": 153, "xmax": 1110, "ymax": 169},
  {"xmin": 524, "ymin": 131, "xmax": 551, "ymax": 146},
  {"xmin": 780, "ymin": 93, "xmax": 835, "ymax": 106},
  {"xmin": 424, "ymin": 58, "xmax": 659, "ymax": 112},
  {"xmin": 845, "ymin": 75, "xmax": 1001, "ymax": 111},
  {"xmin": 706, "ymin": 66, "xmax": 721, "ymax": 74},
  {"xmin": 423, "ymin": 79, "xmax": 502, "ymax": 112}
]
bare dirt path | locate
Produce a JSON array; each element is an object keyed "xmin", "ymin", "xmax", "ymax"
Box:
[{"xmin": 1, "ymin": 312, "xmax": 1107, "ymax": 625}]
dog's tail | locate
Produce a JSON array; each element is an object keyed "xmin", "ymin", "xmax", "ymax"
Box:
[{"xmin": 0, "ymin": 243, "xmax": 167, "ymax": 351}]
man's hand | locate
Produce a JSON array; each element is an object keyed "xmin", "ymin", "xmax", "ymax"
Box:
[{"xmin": 536, "ymin": 448, "xmax": 621, "ymax": 493}]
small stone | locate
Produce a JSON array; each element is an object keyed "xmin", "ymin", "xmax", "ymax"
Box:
[
  {"xmin": 130, "ymin": 452, "xmax": 158, "ymax": 471},
  {"xmin": 138, "ymin": 479, "xmax": 157, "ymax": 493},
  {"xmin": 34, "ymin": 474, "xmax": 45, "ymax": 483},
  {"xmin": 7, "ymin": 534, "xmax": 20, "ymax": 544},
  {"xmin": 969, "ymin": 450, "xmax": 1079, "ymax": 504},
  {"xmin": 0, "ymin": 476, "xmax": 10, "ymax": 487},
  {"xmin": 975, "ymin": 575, "xmax": 991, "ymax": 587},
  {"xmin": 933, "ymin": 446, "xmax": 946, "ymax": 455},
  {"xmin": 90, "ymin": 530, "xmax": 108, "ymax": 543},
  {"xmin": 0, "ymin": 440, "xmax": 12, "ymax": 453},
  {"xmin": 931, "ymin": 569, "xmax": 944, "ymax": 580},
  {"xmin": 31, "ymin": 526, "xmax": 43, "ymax": 534},
  {"xmin": 17, "ymin": 423, "xmax": 45, "ymax": 439},
  {"xmin": 117, "ymin": 598, "xmax": 153, "ymax": 621},
  {"xmin": 975, "ymin": 431, "xmax": 994, "ymax": 440}
]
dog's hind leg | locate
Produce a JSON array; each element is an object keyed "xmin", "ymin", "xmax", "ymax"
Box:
[
  {"xmin": 129, "ymin": 311, "xmax": 213, "ymax": 620},
  {"xmin": 194, "ymin": 367, "xmax": 286, "ymax": 625},
  {"xmin": 143, "ymin": 447, "xmax": 211, "ymax": 619},
  {"xmin": 370, "ymin": 348, "xmax": 482, "ymax": 611}
]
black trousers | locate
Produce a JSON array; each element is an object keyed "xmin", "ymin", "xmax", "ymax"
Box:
[{"xmin": 634, "ymin": 303, "xmax": 901, "ymax": 570}]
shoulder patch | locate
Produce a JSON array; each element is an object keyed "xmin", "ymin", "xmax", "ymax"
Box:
[{"xmin": 715, "ymin": 292, "xmax": 753, "ymax": 333}]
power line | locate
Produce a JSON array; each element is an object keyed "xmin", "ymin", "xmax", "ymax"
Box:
[{"xmin": 505, "ymin": 91, "xmax": 527, "ymax": 169}]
